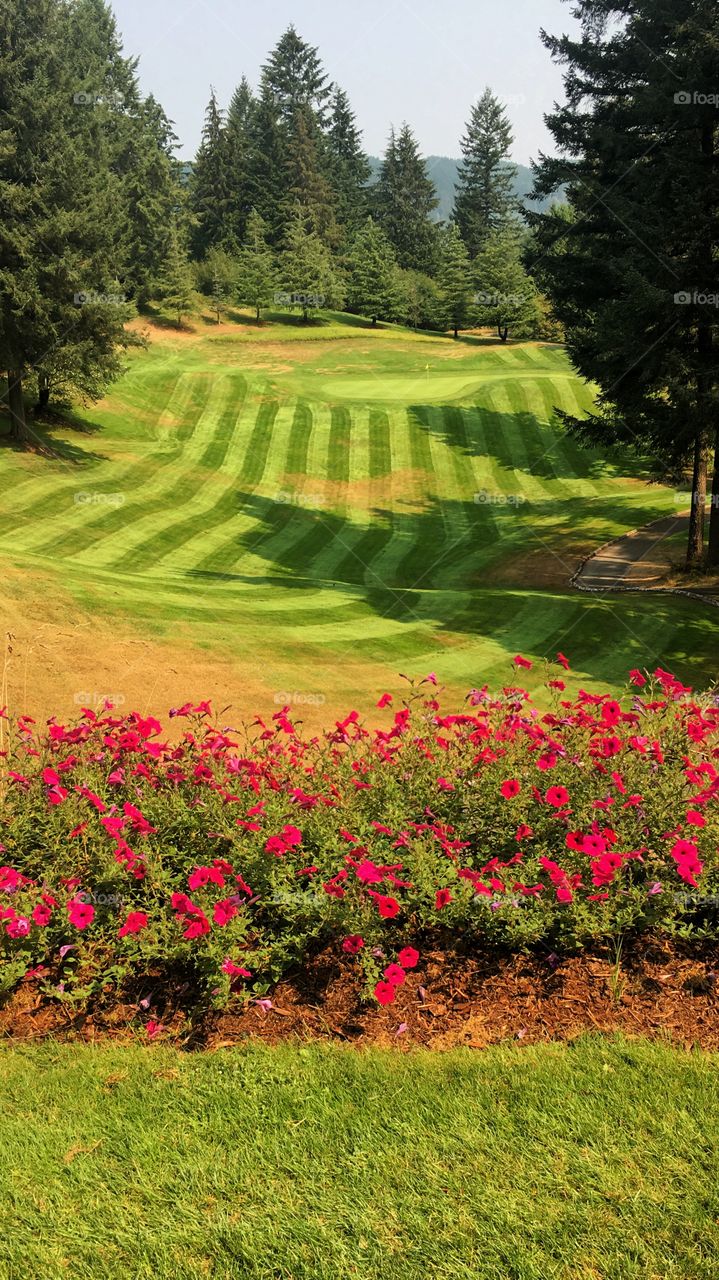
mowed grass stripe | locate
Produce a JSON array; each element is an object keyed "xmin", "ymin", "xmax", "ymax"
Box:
[
  {"xmin": 0, "ymin": 368, "xmax": 205, "ymax": 529},
  {"xmin": 111, "ymin": 383, "xmax": 261, "ymax": 573},
  {"xmin": 328, "ymin": 409, "xmax": 396, "ymax": 588},
  {"xmin": 16, "ymin": 372, "xmax": 216, "ymax": 555},
  {"xmin": 178, "ymin": 398, "xmax": 302, "ymax": 578},
  {"xmin": 73, "ymin": 373, "xmax": 246, "ymax": 570}
]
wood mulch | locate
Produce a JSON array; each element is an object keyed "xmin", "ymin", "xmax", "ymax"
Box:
[{"xmin": 1, "ymin": 936, "xmax": 717, "ymax": 1051}]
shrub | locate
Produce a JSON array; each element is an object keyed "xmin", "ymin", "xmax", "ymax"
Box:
[{"xmin": 0, "ymin": 660, "xmax": 717, "ymax": 1012}]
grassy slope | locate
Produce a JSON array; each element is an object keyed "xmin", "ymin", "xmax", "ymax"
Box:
[
  {"xmin": 1, "ymin": 310, "xmax": 716, "ymax": 707},
  {"xmin": 1, "ymin": 1037, "xmax": 718, "ymax": 1279}
]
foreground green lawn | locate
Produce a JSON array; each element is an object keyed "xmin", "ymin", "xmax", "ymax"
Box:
[
  {"xmin": 1, "ymin": 1037, "xmax": 718, "ymax": 1279},
  {"xmin": 1, "ymin": 311, "xmax": 715, "ymax": 709}
]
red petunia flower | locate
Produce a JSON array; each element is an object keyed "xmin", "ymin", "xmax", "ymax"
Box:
[
  {"xmin": 376, "ymin": 895, "xmax": 400, "ymax": 919},
  {"xmin": 556, "ymin": 652, "xmax": 570, "ymax": 671},
  {"xmin": 213, "ymin": 899, "xmax": 239, "ymax": 927},
  {"xmin": 374, "ymin": 979, "xmax": 397, "ymax": 1006},
  {"xmin": 500, "ymin": 779, "xmax": 521, "ymax": 799},
  {"xmin": 342, "ymin": 935, "xmax": 364, "ymax": 954},
  {"xmin": 67, "ymin": 899, "xmax": 94, "ymax": 930},
  {"xmin": 118, "ymin": 911, "xmax": 149, "ymax": 937},
  {"xmin": 383, "ymin": 963, "xmax": 406, "ymax": 986},
  {"xmin": 183, "ymin": 914, "xmax": 211, "ymax": 940},
  {"xmin": 545, "ymin": 785, "xmax": 570, "ymax": 809},
  {"xmin": 435, "ymin": 888, "xmax": 452, "ymax": 910},
  {"xmin": 514, "ymin": 654, "xmax": 532, "ymax": 669},
  {"xmin": 398, "ymin": 946, "xmax": 419, "ymax": 969}
]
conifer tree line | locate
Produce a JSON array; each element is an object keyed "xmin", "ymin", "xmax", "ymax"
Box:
[{"xmin": 185, "ymin": 28, "xmax": 543, "ymax": 339}]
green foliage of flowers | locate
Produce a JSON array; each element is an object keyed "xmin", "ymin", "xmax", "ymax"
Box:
[{"xmin": 1, "ymin": 659, "xmax": 718, "ymax": 1015}]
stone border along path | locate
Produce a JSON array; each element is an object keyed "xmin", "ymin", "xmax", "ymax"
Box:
[{"xmin": 572, "ymin": 511, "xmax": 719, "ymax": 609}]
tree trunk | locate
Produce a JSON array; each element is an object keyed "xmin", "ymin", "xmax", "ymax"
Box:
[
  {"xmin": 707, "ymin": 428, "xmax": 719, "ymax": 568},
  {"xmin": 36, "ymin": 371, "xmax": 50, "ymax": 414},
  {"xmin": 372, "ymin": 316, "xmax": 377, "ymax": 327},
  {"xmin": 686, "ymin": 433, "xmax": 707, "ymax": 570},
  {"xmin": 256, "ymin": 305, "xmax": 260, "ymax": 321},
  {"xmin": 453, "ymin": 326, "xmax": 458, "ymax": 339},
  {"xmin": 498, "ymin": 325, "xmax": 508, "ymax": 343},
  {"xmin": 6, "ymin": 370, "xmax": 27, "ymax": 441}
]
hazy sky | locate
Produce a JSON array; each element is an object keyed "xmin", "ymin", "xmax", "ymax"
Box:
[{"xmin": 110, "ymin": 0, "xmax": 580, "ymax": 163}]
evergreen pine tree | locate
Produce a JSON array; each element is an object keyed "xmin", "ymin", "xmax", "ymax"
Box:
[
  {"xmin": 438, "ymin": 224, "xmax": 473, "ymax": 338},
  {"xmin": 261, "ymin": 25, "xmax": 332, "ymax": 128},
  {"xmin": 284, "ymin": 105, "xmax": 339, "ymax": 245},
  {"xmin": 373, "ymin": 125, "xmax": 439, "ymax": 274},
  {"xmin": 157, "ymin": 221, "xmax": 194, "ymax": 325},
  {"xmin": 473, "ymin": 227, "xmax": 539, "ymax": 341},
  {"xmin": 326, "ymin": 87, "xmax": 371, "ymax": 238},
  {"xmin": 279, "ymin": 208, "xmax": 344, "ymax": 321},
  {"xmin": 237, "ymin": 210, "xmax": 276, "ymax": 321},
  {"xmin": 245, "ymin": 88, "xmax": 288, "ymax": 246},
  {"xmin": 532, "ymin": 0, "xmax": 719, "ymax": 568},
  {"xmin": 346, "ymin": 218, "xmax": 399, "ymax": 325},
  {"xmin": 0, "ymin": 0, "xmax": 132, "ymax": 438},
  {"xmin": 225, "ymin": 77, "xmax": 255, "ymax": 245},
  {"xmin": 190, "ymin": 89, "xmax": 233, "ymax": 258},
  {"xmin": 453, "ymin": 89, "xmax": 517, "ymax": 255}
]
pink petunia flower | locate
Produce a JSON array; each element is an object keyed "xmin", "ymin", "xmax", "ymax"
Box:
[{"xmin": 118, "ymin": 911, "xmax": 149, "ymax": 938}]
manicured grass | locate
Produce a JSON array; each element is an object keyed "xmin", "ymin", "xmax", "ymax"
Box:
[
  {"xmin": 1, "ymin": 1037, "xmax": 718, "ymax": 1278},
  {"xmin": 1, "ymin": 313, "xmax": 716, "ymax": 705}
]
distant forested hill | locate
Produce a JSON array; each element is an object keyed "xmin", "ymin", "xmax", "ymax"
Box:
[{"xmin": 366, "ymin": 157, "xmax": 558, "ymax": 221}]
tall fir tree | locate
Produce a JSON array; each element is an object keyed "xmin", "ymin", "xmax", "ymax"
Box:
[
  {"xmin": 453, "ymin": 89, "xmax": 518, "ymax": 255},
  {"xmin": 0, "ymin": 0, "xmax": 132, "ymax": 438},
  {"xmin": 225, "ymin": 77, "xmax": 255, "ymax": 246},
  {"xmin": 346, "ymin": 218, "xmax": 399, "ymax": 325},
  {"xmin": 373, "ymin": 124, "xmax": 439, "ymax": 274},
  {"xmin": 279, "ymin": 208, "xmax": 344, "ymax": 320},
  {"xmin": 260, "ymin": 25, "xmax": 332, "ymax": 128},
  {"xmin": 284, "ymin": 105, "xmax": 339, "ymax": 245},
  {"xmin": 532, "ymin": 0, "xmax": 719, "ymax": 568},
  {"xmin": 474, "ymin": 227, "xmax": 539, "ymax": 342},
  {"xmin": 237, "ymin": 209, "xmax": 276, "ymax": 320},
  {"xmin": 438, "ymin": 223, "xmax": 473, "ymax": 338},
  {"xmin": 157, "ymin": 220, "xmax": 194, "ymax": 325},
  {"xmin": 245, "ymin": 88, "xmax": 288, "ymax": 247},
  {"xmin": 190, "ymin": 89, "xmax": 233, "ymax": 258},
  {"xmin": 326, "ymin": 87, "xmax": 370, "ymax": 239}
]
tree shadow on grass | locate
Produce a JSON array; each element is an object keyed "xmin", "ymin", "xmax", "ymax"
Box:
[
  {"xmin": 0, "ymin": 414, "xmax": 108, "ymax": 464},
  {"xmin": 179, "ymin": 483, "xmax": 718, "ymax": 686}
]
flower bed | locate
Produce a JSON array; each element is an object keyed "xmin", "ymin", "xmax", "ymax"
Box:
[{"xmin": 1, "ymin": 659, "xmax": 718, "ymax": 1023}]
